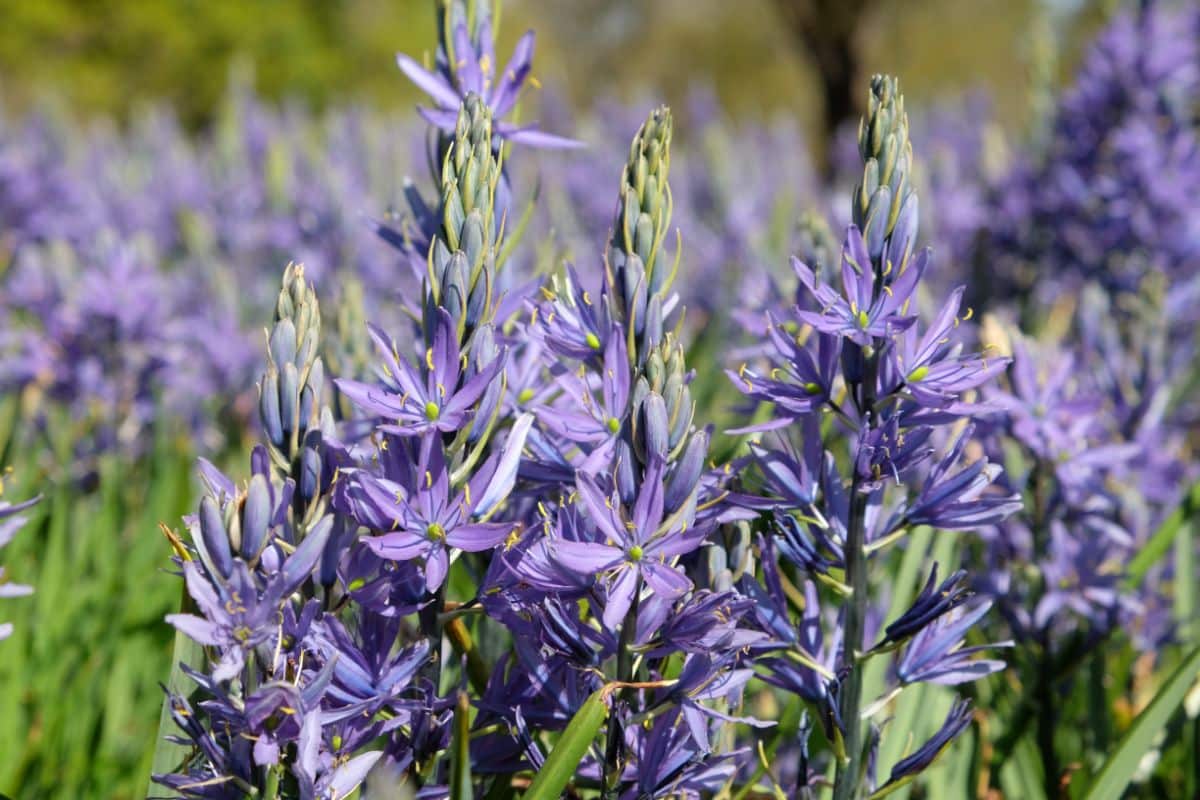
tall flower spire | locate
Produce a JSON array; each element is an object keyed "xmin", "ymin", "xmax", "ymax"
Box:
[{"xmin": 731, "ymin": 74, "xmax": 1017, "ymax": 800}]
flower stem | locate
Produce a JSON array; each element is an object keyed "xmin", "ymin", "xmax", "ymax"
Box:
[
  {"xmin": 419, "ymin": 581, "xmax": 449, "ymax": 690},
  {"xmin": 833, "ymin": 350, "xmax": 879, "ymax": 800},
  {"xmin": 602, "ymin": 576, "xmax": 642, "ymax": 799}
]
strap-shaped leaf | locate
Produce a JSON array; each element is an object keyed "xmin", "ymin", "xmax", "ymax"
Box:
[
  {"xmin": 1126, "ymin": 480, "xmax": 1200, "ymax": 587},
  {"xmin": 522, "ymin": 686, "xmax": 609, "ymax": 800},
  {"xmin": 1084, "ymin": 645, "xmax": 1200, "ymax": 800}
]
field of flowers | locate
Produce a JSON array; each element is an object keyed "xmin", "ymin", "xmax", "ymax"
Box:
[{"xmin": 1, "ymin": 1, "xmax": 1198, "ymax": 798}]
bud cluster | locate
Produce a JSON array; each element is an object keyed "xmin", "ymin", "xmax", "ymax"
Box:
[
  {"xmin": 853, "ymin": 75, "xmax": 918, "ymax": 278},
  {"xmin": 606, "ymin": 106, "xmax": 676, "ymax": 365}
]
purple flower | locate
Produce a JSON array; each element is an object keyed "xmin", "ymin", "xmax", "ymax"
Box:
[
  {"xmin": 881, "ymin": 699, "xmax": 974, "ymax": 787},
  {"xmin": 337, "ymin": 437, "xmax": 521, "ymax": 591},
  {"xmin": 874, "ymin": 564, "xmax": 972, "ymax": 649},
  {"xmin": 895, "ymin": 601, "xmax": 1010, "ymax": 686},
  {"xmin": 636, "ymin": 589, "xmax": 763, "ymax": 656},
  {"xmin": 896, "ymin": 424, "xmax": 1021, "ymax": 532},
  {"xmin": 666, "ymin": 654, "xmax": 772, "ymax": 751},
  {"xmin": 887, "ymin": 287, "xmax": 1009, "ymax": 407},
  {"xmin": 293, "ymin": 710, "xmax": 382, "ymax": 800},
  {"xmin": 533, "ymin": 265, "xmax": 613, "ymax": 362},
  {"xmin": 313, "ymin": 613, "xmax": 430, "ymax": 724},
  {"xmin": 552, "ymin": 458, "xmax": 710, "ymax": 629},
  {"xmin": 151, "ymin": 689, "xmax": 256, "ymax": 798},
  {"xmin": 792, "ymin": 226, "xmax": 924, "ymax": 347},
  {"xmin": 729, "ymin": 323, "xmax": 840, "ymax": 432},
  {"xmin": 1032, "ymin": 520, "xmax": 1137, "ymax": 631},
  {"xmin": 335, "ymin": 309, "xmax": 504, "ymax": 437},
  {"xmin": 396, "ymin": 3, "xmax": 579, "ymax": 148},
  {"xmin": 745, "ymin": 539, "xmax": 840, "ymax": 705},
  {"xmin": 617, "ymin": 712, "xmax": 740, "ymax": 800},
  {"xmin": 536, "ymin": 324, "xmax": 630, "ymax": 472},
  {"xmin": 166, "ymin": 517, "xmax": 332, "ymax": 681}
]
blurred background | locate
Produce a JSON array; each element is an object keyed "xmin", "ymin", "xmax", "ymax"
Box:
[
  {"xmin": 0, "ymin": 0, "xmax": 1109, "ymax": 154},
  {"xmin": 0, "ymin": 1, "xmax": 1150, "ymax": 799}
]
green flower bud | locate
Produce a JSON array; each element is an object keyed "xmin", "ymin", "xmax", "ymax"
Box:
[
  {"xmin": 261, "ymin": 263, "xmax": 326, "ymax": 468},
  {"xmin": 607, "ymin": 106, "xmax": 675, "ymax": 366},
  {"xmin": 432, "ymin": 94, "xmax": 502, "ymax": 347},
  {"xmin": 853, "ymin": 75, "xmax": 918, "ymax": 274}
]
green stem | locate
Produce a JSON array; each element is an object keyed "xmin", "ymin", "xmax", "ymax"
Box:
[
  {"xmin": 1028, "ymin": 460, "xmax": 1060, "ymax": 798},
  {"xmin": 262, "ymin": 763, "xmax": 282, "ymax": 800},
  {"xmin": 1035, "ymin": 645, "xmax": 1061, "ymax": 798},
  {"xmin": 602, "ymin": 576, "xmax": 642, "ymax": 799},
  {"xmin": 419, "ymin": 581, "xmax": 449, "ymax": 693},
  {"xmin": 833, "ymin": 350, "xmax": 879, "ymax": 800}
]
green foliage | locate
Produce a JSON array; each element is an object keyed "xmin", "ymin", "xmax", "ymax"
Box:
[
  {"xmin": 1126, "ymin": 480, "xmax": 1200, "ymax": 589},
  {"xmin": 0, "ymin": 411, "xmax": 201, "ymax": 800},
  {"xmin": 1085, "ymin": 647, "xmax": 1200, "ymax": 800},
  {"xmin": 0, "ymin": 0, "xmax": 437, "ymax": 128},
  {"xmin": 521, "ymin": 686, "xmax": 609, "ymax": 800}
]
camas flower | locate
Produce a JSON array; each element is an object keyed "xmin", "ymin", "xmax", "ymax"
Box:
[
  {"xmin": 335, "ymin": 309, "xmax": 504, "ymax": 437},
  {"xmin": 895, "ymin": 601, "xmax": 1010, "ymax": 686},
  {"xmin": 536, "ymin": 325, "xmax": 631, "ymax": 471},
  {"xmin": 396, "ymin": 0, "xmax": 579, "ymax": 148},
  {"xmin": 1032, "ymin": 520, "xmax": 1137, "ymax": 631},
  {"xmin": 893, "ymin": 424, "xmax": 1021, "ymax": 532},
  {"xmin": 336, "ymin": 418, "xmax": 531, "ymax": 590},
  {"xmin": 729, "ymin": 323, "xmax": 840, "ymax": 431},
  {"xmin": 886, "ymin": 287, "xmax": 1009, "ymax": 407},
  {"xmin": 167, "ymin": 518, "xmax": 331, "ymax": 681},
  {"xmin": 551, "ymin": 457, "xmax": 710, "ymax": 629},
  {"xmin": 879, "ymin": 699, "xmax": 975, "ymax": 790},
  {"xmin": 792, "ymin": 226, "xmax": 924, "ymax": 347},
  {"xmin": 533, "ymin": 265, "xmax": 614, "ymax": 362}
]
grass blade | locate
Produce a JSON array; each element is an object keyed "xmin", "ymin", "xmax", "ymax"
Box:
[
  {"xmin": 522, "ymin": 686, "xmax": 609, "ymax": 800},
  {"xmin": 1083, "ymin": 645, "xmax": 1200, "ymax": 800},
  {"xmin": 1126, "ymin": 480, "xmax": 1200, "ymax": 588}
]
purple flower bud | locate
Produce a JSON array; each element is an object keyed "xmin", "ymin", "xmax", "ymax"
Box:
[
  {"xmin": 198, "ymin": 495, "xmax": 233, "ymax": 580},
  {"xmin": 240, "ymin": 474, "xmax": 273, "ymax": 562}
]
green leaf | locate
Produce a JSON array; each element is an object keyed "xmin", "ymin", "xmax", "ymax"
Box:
[
  {"xmin": 522, "ymin": 686, "xmax": 609, "ymax": 800},
  {"xmin": 1083, "ymin": 645, "xmax": 1200, "ymax": 800},
  {"xmin": 1126, "ymin": 480, "xmax": 1200, "ymax": 588},
  {"xmin": 998, "ymin": 735, "xmax": 1046, "ymax": 800},
  {"xmin": 1174, "ymin": 511, "xmax": 1195, "ymax": 638},
  {"xmin": 451, "ymin": 691, "xmax": 474, "ymax": 800}
]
